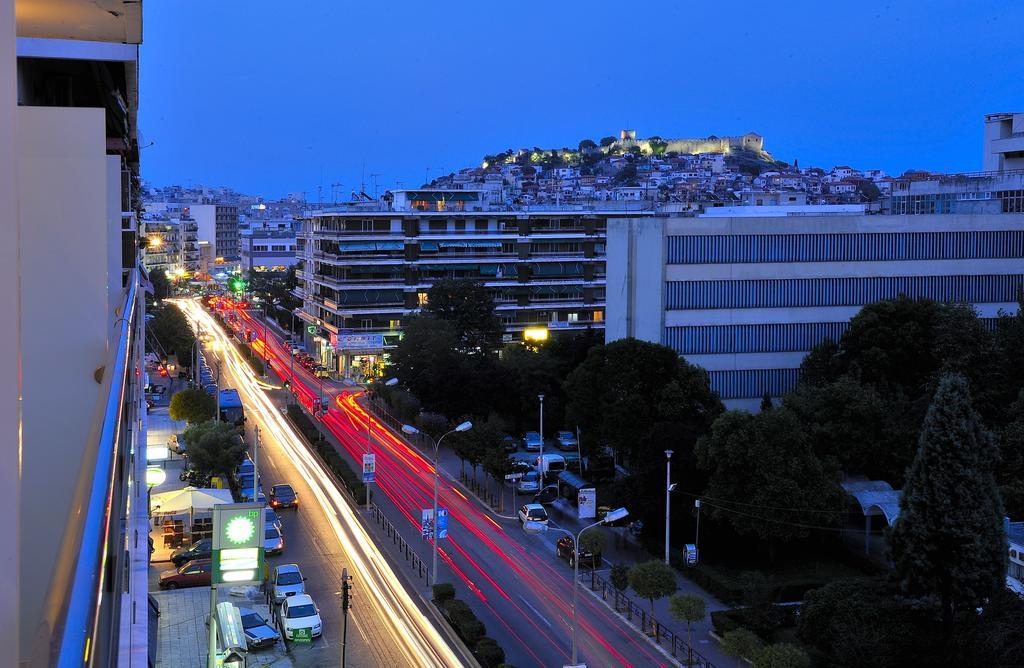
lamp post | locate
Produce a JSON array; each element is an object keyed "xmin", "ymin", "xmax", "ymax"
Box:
[
  {"xmin": 665, "ymin": 450, "xmax": 674, "ymax": 565},
  {"xmin": 401, "ymin": 420, "xmax": 473, "ymax": 586},
  {"xmin": 524, "ymin": 507, "xmax": 629, "ymax": 666},
  {"xmin": 538, "ymin": 394, "xmax": 545, "ymax": 482},
  {"xmin": 274, "ymin": 302, "xmax": 299, "ymax": 404},
  {"xmin": 365, "ymin": 378, "xmax": 398, "ymax": 509}
]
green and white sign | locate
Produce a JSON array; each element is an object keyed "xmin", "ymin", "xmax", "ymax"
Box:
[
  {"xmin": 212, "ymin": 503, "xmax": 265, "ymax": 585},
  {"xmin": 292, "ymin": 628, "xmax": 313, "ymax": 643}
]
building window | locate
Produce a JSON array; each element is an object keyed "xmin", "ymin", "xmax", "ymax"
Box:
[
  {"xmin": 388, "ymin": 319, "xmax": 401, "ymax": 330},
  {"xmin": 567, "ymin": 312, "xmax": 579, "ymax": 323},
  {"xmin": 593, "ymin": 310, "xmax": 603, "ymax": 322},
  {"xmin": 417, "ymin": 292, "xmax": 428, "ymax": 306},
  {"xmin": 361, "ymin": 319, "xmax": 372, "ymax": 330}
]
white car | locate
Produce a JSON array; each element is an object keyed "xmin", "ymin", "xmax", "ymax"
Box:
[
  {"xmin": 518, "ymin": 471, "xmax": 541, "ymax": 493},
  {"xmin": 518, "ymin": 503, "xmax": 549, "ymax": 525},
  {"xmin": 281, "ymin": 594, "xmax": 322, "ymax": 640},
  {"xmin": 271, "ymin": 563, "xmax": 306, "ymax": 604}
]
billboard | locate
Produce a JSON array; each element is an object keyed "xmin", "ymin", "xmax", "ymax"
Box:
[
  {"xmin": 336, "ymin": 333, "xmax": 385, "ymax": 350},
  {"xmin": 578, "ymin": 487, "xmax": 597, "ymax": 519}
]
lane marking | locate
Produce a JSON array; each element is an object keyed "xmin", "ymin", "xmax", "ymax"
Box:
[{"xmin": 518, "ymin": 595, "xmax": 553, "ymax": 629}]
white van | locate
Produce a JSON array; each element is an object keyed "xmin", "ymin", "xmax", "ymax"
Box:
[{"xmin": 534, "ymin": 453, "xmax": 567, "ymax": 476}]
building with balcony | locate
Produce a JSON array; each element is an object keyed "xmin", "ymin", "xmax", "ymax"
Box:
[
  {"xmin": 607, "ymin": 208, "xmax": 1024, "ymax": 411},
  {"xmin": 984, "ymin": 112, "xmax": 1024, "ymax": 172},
  {"xmin": 142, "ymin": 212, "xmax": 199, "ymax": 275},
  {"xmin": 4, "ymin": 1, "xmax": 148, "ymax": 665},
  {"xmin": 296, "ymin": 190, "xmax": 651, "ymax": 378},
  {"xmin": 145, "ymin": 200, "xmax": 240, "ymax": 266},
  {"xmin": 241, "ymin": 219, "xmax": 298, "ymax": 273}
]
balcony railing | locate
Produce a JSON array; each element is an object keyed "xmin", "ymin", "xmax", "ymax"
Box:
[{"xmin": 53, "ymin": 270, "xmax": 143, "ymax": 666}]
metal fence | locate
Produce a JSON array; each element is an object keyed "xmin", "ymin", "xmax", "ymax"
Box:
[
  {"xmin": 586, "ymin": 570, "xmax": 716, "ymax": 668},
  {"xmin": 369, "ymin": 503, "xmax": 430, "ymax": 582}
]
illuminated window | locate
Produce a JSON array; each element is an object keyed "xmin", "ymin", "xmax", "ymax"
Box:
[
  {"xmin": 389, "ymin": 319, "xmax": 402, "ymax": 330},
  {"xmin": 567, "ymin": 312, "xmax": 579, "ymax": 323},
  {"xmin": 593, "ymin": 310, "xmax": 603, "ymax": 322},
  {"xmin": 417, "ymin": 293, "xmax": 429, "ymax": 306}
]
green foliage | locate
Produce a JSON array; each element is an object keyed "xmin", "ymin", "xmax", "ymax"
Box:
[
  {"xmin": 415, "ymin": 411, "xmax": 450, "ymax": 440},
  {"xmin": 441, "ymin": 598, "xmax": 486, "ymax": 645},
  {"xmin": 797, "ymin": 578, "xmax": 906, "ymax": 667},
  {"xmin": 599, "ymin": 136, "xmax": 617, "ymax": 147},
  {"xmin": 432, "ymin": 583, "xmax": 455, "ymax": 602},
  {"xmin": 669, "ymin": 593, "xmax": 706, "ymax": 625},
  {"xmin": 752, "ymin": 643, "xmax": 810, "ymax": 668},
  {"xmin": 696, "ymin": 409, "xmax": 843, "ymax": 554},
  {"xmin": 720, "ymin": 628, "xmax": 763, "ymax": 668},
  {"xmin": 579, "ymin": 528, "xmax": 607, "ymax": 557},
  {"xmin": 149, "ymin": 269, "xmax": 171, "ymax": 301},
  {"xmin": 148, "ymin": 303, "xmax": 196, "ymax": 358},
  {"xmin": 473, "ymin": 637, "xmax": 505, "ymax": 667},
  {"xmin": 181, "ymin": 420, "xmax": 245, "ymax": 479},
  {"xmin": 577, "ymin": 139, "xmax": 597, "ymax": 151},
  {"xmin": 649, "ymin": 138, "xmax": 669, "ymax": 155},
  {"xmin": 889, "ymin": 373, "xmax": 1006, "ymax": 627},
  {"xmin": 247, "ymin": 267, "xmax": 301, "ymax": 330},
  {"xmin": 610, "ymin": 563, "xmax": 629, "ymax": 592},
  {"xmin": 424, "ymin": 278, "xmax": 502, "ymax": 354},
  {"xmin": 169, "ymin": 388, "xmax": 216, "ymax": 424},
  {"xmin": 628, "ymin": 560, "xmax": 677, "ymax": 617},
  {"xmin": 564, "ymin": 338, "xmax": 722, "ymax": 464}
]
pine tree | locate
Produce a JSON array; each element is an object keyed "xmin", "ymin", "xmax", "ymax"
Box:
[{"xmin": 889, "ymin": 373, "xmax": 1006, "ymax": 632}]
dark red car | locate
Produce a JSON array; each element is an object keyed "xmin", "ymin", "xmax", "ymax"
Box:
[
  {"xmin": 556, "ymin": 536, "xmax": 601, "ymax": 569},
  {"xmin": 158, "ymin": 558, "xmax": 213, "ymax": 589}
]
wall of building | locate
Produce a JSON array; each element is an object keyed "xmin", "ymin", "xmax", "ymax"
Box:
[
  {"xmin": 17, "ymin": 105, "xmax": 113, "ymax": 661},
  {"xmin": 984, "ymin": 113, "xmax": 1024, "ymax": 172},
  {"xmin": 607, "ymin": 211, "xmax": 1024, "ymax": 410}
]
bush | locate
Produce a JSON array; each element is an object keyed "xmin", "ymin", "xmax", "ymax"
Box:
[
  {"xmin": 711, "ymin": 606, "xmax": 798, "ymax": 642},
  {"xmin": 474, "ymin": 637, "xmax": 505, "ymax": 667},
  {"xmin": 440, "ymin": 599, "xmax": 485, "ymax": 644},
  {"xmin": 432, "ymin": 583, "xmax": 456, "ymax": 602},
  {"xmin": 753, "ymin": 643, "xmax": 810, "ymax": 668}
]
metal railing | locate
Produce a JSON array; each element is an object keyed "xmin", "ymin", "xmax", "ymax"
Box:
[
  {"xmin": 55, "ymin": 270, "xmax": 141, "ymax": 667},
  {"xmin": 369, "ymin": 503, "xmax": 430, "ymax": 582},
  {"xmin": 586, "ymin": 569, "xmax": 716, "ymax": 667}
]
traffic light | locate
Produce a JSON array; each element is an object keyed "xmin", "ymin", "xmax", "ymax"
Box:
[{"xmin": 229, "ymin": 277, "xmax": 247, "ymax": 293}]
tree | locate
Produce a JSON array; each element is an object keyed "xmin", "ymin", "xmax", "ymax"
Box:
[
  {"xmin": 564, "ymin": 339, "xmax": 722, "ymax": 463},
  {"xmin": 610, "ymin": 563, "xmax": 629, "ymax": 594},
  {"xmin": 889, "ymin": 373, "xmax": 1006, "ymax": 633},
  {"xmin": 753, "ymin": 643, "xmax": 810, "ymax": 668},
  {"xmin": 424, "ymin": 279, "xmax": 502, "ymax": 354},
  {"xmin": 169, "ymin": 388, "xmax": 216, "ymax": 424},
  {"xmin": 181, "ymin": 420, "xmax": 245, "ymax": 480},
  {"xmin": 578, "ymin": 139, "xmax": 597, "ymax": 151},
  {"xmin": 695, "ymin": 408, "xmax": 842, "ymax": 561},
  {"xmin": 628, "ymin": 560, "xmax": 677, "ymax": 637},
  {"xmin": 668, "ymin": 593, "xmax": 706, "ymax": 663},
  {"xmin": 148, "ymin": 303, "xmax": 196, "ymax": 359},
  {"xmin": 149, "ymin": 268, "xmax": 171, "ymax": 301},
  {"xmin": 760, "ymin": 392, "xmax": 773, "ymax": 411},
  {"xmin": 599, "ymin": 136, "xmax": 617, "ymax": 147},
  {"xmin": 579, "ymin": 528, "xmax": 607, "ymax": 562},
  {"xmin": 389, "ymin": 316, "xmax": 465, "ymax": 413},
  {"xmin": 415, "ymin": 411, "xmax": 450, "ymax": 440},
  {"xmin": 721, "ymin": 628, "xmax": 762, "ymax": 668}
]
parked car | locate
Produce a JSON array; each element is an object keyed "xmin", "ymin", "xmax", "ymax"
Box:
[
  {"xmin": 168, "ymin": 434, "xmax": 187, "ymax": 455},
  {"xmin": 534, "ymin": 453, "xmax": 567, "ymax": 476},
  {"xmin": 265, "ymin": 507, "xmax": 283, "ymax": 532},
  {"xmin": 170, "ymin": 538, "xmax": 211, "ymax": 567},
  {"xmin": 532, "ymin": 484, "xmax": 559, "ymax": 505},
  {"xmin": 281, "ymin": 594, "xmax": 323, "ymax": 640},
  {"xmin": 159, "ymin": 558, "xmax": 213, "ymax": 589},
  {"xmin": 556, "ymin": 535, "xmax": 601, "ymax": 569},
  {"xmin": 314, "ymin": 366, "xmax": 330, "ymax": 378},
  {"xmin": 517, "ymin": 471, "xmax": 541, "ymax": 493},
  {"xmin": 523, "ymin": 432, "xmax": 544, "ymax": 452},
  {"xmin": 555, "ymin": 430, "xmax": 578, "ymax": 452},
  {"xmin": 518, "ymin": 503, "xmax": 549, "ymax": 525},
  {"xmin": 265, "ymin": 525, "xmax": 284, "ymax": 556},
  {"xmin": 237, "ymin": 607, "xmax": 279, "ymax": 650},
  {"xmin": 270, "ymin": 483, "xmax": 299, "ymax": 509},
  {"xmin": 562, "ymin": 452, "xmax": 581, "ymax": 473},
  {"xmin": 271, "ymin": 563, "xmax": 306, "ymax": 604},
  {"xmin": 501, "ymin": 434, "xmax": 520, "ymax": 453}
]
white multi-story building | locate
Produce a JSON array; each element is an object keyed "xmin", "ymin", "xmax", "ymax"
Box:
[
  {"xmin": 984, "ymin": 112, "xmax": 1024, "ymax": 172},
  {"xmin": 241, "ymin": 220, "xmax": 298, "ymax": 273},
  {"xmin": 607, "ymin": 206, "xmax": 1024, "ymax": 411}
]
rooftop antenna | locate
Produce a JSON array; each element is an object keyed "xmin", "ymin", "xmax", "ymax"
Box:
[
  {"xmin": 331, "ymin": 182, "xmax": 343, "ymax": 204},
  {"xmin": 370, "ymin": 173, "xmax": 383, "ymax": 200},
  {"xmin": 360, "ymin": 162, "xmax": 366, "ymax": 194}
]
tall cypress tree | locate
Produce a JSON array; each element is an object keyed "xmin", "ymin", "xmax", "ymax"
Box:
[{"xmin": 889, "ymin": 373, "xmax": 1006, "ymax": 631}]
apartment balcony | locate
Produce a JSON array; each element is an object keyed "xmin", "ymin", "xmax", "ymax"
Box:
[
  {"xmin": 991, "ymin": 135, "xmax": 1024, "ymax": 155},
  {"xmin": 313, "ymin": 250, "xmax": 404, "ymax": 266}
]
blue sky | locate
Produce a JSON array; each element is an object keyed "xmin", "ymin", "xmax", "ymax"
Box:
[{"xmin": 140, "ymin": 0, "xmax": 1024, "ymax": 198}]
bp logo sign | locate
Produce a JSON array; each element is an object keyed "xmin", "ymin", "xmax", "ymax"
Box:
[{"xmin": 212, "ymin": 503, "xmax": 265, "ymax": 585}]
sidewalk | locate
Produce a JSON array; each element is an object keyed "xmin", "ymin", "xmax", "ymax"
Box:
[{"xmin": 366, "ymin": 398, "xmax": 734, "ymax": 667}]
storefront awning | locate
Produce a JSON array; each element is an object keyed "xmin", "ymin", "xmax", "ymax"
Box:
[{"xmin": 439, "ymin": 240, "xmax": 503, "ymax": 249}]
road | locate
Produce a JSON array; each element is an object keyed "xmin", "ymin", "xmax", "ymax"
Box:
[
  {"xmin": 231, "ymin": 305, "xmax": 682, "ymax": 668},
  {"xmin": 177, "ymin": 299, "xmax": 468, "ymax": 668}
]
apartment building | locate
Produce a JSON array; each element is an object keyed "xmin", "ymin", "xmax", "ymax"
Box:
[
  {"xmin": 241, "ymin": 219, "xmax": 298, "ymax": 273},
  {"xmin": 296, "ymin": 190, "xmax": 649, "ymax": 378},
  {"xmin": 607, "ymin": 207, "xmax": 1024, "ymax": 411},
  {"xmin": 145, "ymin": 200, "xmax": 240, "ymax": 264},
  {"xmin": 984, "ymin": 112, "xmax": 1024, "ymax": 172},
  {"xmin": 4, "ymin": 1, "xmax": 148, "ymax": 665},
  {"xmin": 142, "ymin": 213, "xmax": 199, "ymax": 275}
]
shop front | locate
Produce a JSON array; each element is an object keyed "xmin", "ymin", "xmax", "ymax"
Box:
[{"xmin": 335, "ymin": 333, "xmax": 387, "ymax": 383}]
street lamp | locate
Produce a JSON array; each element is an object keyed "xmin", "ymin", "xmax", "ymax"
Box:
[
  {"xmin": 665, "ymin": 450, "xmax": 674, "ymax": 565},
  {"xmin": 524, "ymin": 507, "xmax": 629, "ymax": 667},
  {"xmin": 538, "ymin": 394, "xmax": 545, "ymax": 482},
  {"xmin": 401, "ymin": 420, "xmax": 473, "ymax": 586},
  {"xmin": 364, "ymin": 378, "xmax": 398, "ymax": 510}
]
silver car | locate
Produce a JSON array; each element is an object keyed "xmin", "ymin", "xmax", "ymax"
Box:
[
  {"xmin": 272, "ymin": 563, "xmax": 306, "ymax": 604},
  {"xmin": 518, "ymin": 471, "xmax": 541, "ymax": 493},
  {"xmin": 264, "ymin": 526, "xmax": 284, "ymax": 556},
  {"xmin": 237, "ymin": 607, "xmax": 279, "ymax": 650}
]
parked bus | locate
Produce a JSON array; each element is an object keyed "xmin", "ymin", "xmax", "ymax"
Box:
[{"xmin": 218, "ymin": 389, "xmax": 245, "ymax": 426}]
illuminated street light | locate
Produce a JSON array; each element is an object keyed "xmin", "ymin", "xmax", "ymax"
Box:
[
  {"xmin": 524, "ymin": 506, "xmax": 629, "ymax": 666},
  {"xmin": 401, "ymin": 421, "xmax": 472, "ymax": 585}
]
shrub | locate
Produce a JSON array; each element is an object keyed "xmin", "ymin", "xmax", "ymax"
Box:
[
  {"xmin": 753, "ymin": 643, "xmax": 810, "ymax": 668},
  {"xmin": 433, "ymin": 583, "xmax": 456, "ymax": 602},
  {"xmin": 474, "ymin": 637, "xmax": 505, "ymax": 667}
]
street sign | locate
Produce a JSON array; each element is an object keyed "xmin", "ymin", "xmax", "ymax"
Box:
[
  {"xmin": 685, "ymin": 543, "xmax": 699, "ymax": 566},
  {"xmin": 421, "ymin": 507, "xmax": 450, "ymax": 540},
  {"xmin": 292, "ymin": 628, "xmax": 313, "ymax": 643},
  {"xmin": 362, "ymin": 453, "xmax": 376, "ymax": 484},
  {"xmin": 306, "ymin": 325, "xmax": 319, "ymax": 335},
  {"xmin": 212, "ymin": 503, "xmax": 265, "ymax": 585},
  {"xmin": 504, "ymin": 472, "xmax": 524, "ymax": 481}
]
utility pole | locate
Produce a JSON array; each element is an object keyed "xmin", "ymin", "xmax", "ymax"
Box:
[
  {"xmin": 665, "ymin": 449, "xmax": 673, "ymax": 564},
  {"xmin": 538, "ymin": 394, "xmax": 545, "ymax": 484},
  {"xmin": 340, "ymin": 568, "xmax": 352, "ymax": 667},
  {"xmin": 253, "ymin": 425, "xmax": 261, "ymax": 502}
]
